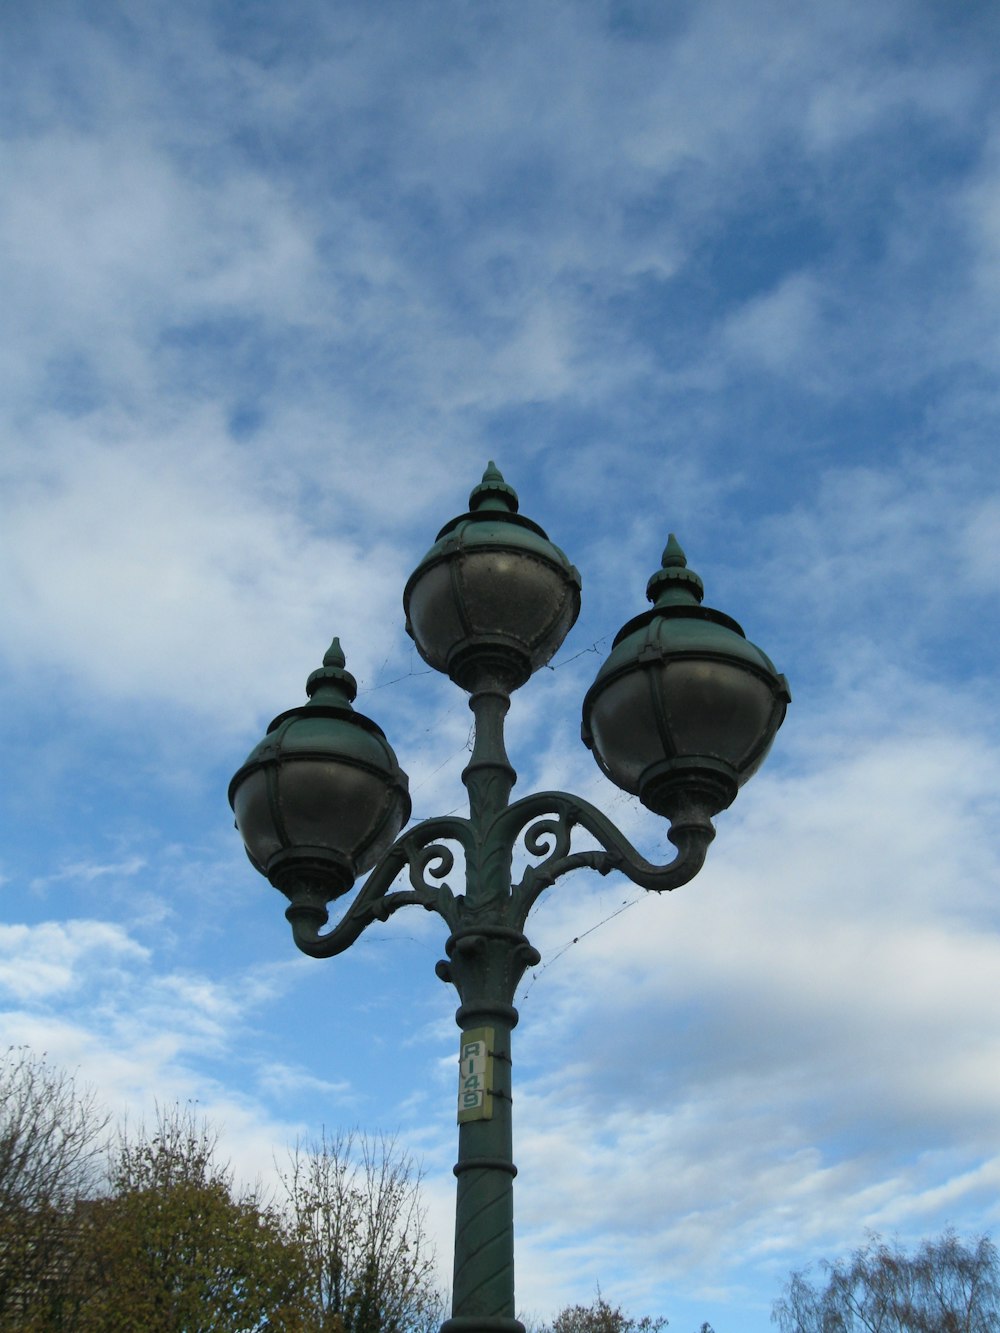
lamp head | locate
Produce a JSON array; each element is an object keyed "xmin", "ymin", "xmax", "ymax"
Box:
[
  {"xmin": 582, "ymin": 537, "xmax": 790, "ymax": 821},
  {"xmin": 403, "ymin": 463, "xmax": 581, "ymax": 692},
  {"xmin": 228, "ymin": 639, "xmax": 411, "ymax": 901}
]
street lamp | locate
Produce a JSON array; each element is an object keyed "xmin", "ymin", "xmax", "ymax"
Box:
[{"xmin": 229, "ymin": 464, "xmax": 789, "ymax": 1333}]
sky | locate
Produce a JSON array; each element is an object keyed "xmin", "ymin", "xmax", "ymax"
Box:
[{"xmin": 1, "ymin": 1, "xmax": 999, "ymax": 1329}]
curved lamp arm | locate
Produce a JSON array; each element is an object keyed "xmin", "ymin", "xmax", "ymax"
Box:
[
  {"xmin": 494, "ymin": 791, "xmax": 716, "ymax": 925},
  {"xmin": 284, "ymin": 816, "xmax": 472, "ymax": 957}
]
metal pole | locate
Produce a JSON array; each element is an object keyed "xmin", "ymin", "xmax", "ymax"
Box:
[
  {"xmin": 441, "ymin": 942, "xmax": 522, "ymax": 1333},
  {"xmin": 437, "ymin": 683, "xmax": 533, "ymax": 1333}
]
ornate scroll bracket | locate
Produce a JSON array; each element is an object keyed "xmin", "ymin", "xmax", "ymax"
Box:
[
  {"xmin": 494, "ymin": 790, "xmax": 716, "ymax": 929},
  {"xmin": 283, "ymin": 791, "xmax": 715, "ymax": 961},
  {"xmin": 283, "ymin": 816, "xmax": 471, "ymax": 957}
]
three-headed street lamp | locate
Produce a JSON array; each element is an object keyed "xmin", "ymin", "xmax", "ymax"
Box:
[{"xmin": 229, "ymin": 465, "xmax": 789, "ymax": 1333}]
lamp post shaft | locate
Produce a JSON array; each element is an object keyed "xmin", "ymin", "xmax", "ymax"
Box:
[
  {"xmin": 437, "ymin": 682, "xmax": 533, "ymax": 1333},
  {"xmin": 445, "ymin": 958, "xmax": 520, "ymax": 1333},
  {"xmin": 463, "ymin": 684, "xmax": 517, "ymax": 827}
]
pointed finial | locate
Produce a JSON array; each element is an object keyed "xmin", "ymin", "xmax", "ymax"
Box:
[
  {"xmin": 468, "ymin": 461, "xmax": 519, "ymax": 514},
  {"xmin": 646, "ymin": 533, "xmax": 705, "ymax": 606},
  {"xmin": 661, "ymin": 534, "xmax": 687, "ymax": 568},
  {"xmin": 323, "ymin": 637, "xmax": 346, "ymax": 670},
  {"xmin": 306, "ymin": 637, "xmax": 358, "ymax": 705}
]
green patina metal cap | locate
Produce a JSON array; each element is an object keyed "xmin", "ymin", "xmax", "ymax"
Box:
[{"xmin": 602, "ymin": 535, "xmax": 786, "ymax": 676}]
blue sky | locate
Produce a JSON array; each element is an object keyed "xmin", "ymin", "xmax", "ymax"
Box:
[{"xmin": 2, "ymin": 1, "xmax": 999, "ymax": 1329}]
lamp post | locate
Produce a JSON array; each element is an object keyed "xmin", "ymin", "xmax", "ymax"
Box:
[{"xmin": 229, "ymin": 464, "xmax": 789, "ymax": 1333}]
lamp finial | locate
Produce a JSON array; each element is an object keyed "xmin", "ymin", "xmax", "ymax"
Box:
[
  {"xmin": 306, "ymin": 637, "xmax": 358, "ymax": 706},
  {"xmin": 469, "ymin": 461, "xmax": 519, "ymax": 514},
  {"xmin": 646, "ymin": 533, "xmax": 705, "ymax": 606}
]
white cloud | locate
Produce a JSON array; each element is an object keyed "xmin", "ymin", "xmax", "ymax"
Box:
[
  {"xmin": 0, "ymin": 422, "xmax": 407, "ymax": 727},
  {"xmin": 30, "ymin": 856, "xmax": 147, "ymax": 892},
  {"xmin": 961, "ymin": 497, "xmax": 1000, "ymax": 593},
  {"xmin": 0, "ymin": 920, "xmax": 148, "ymax": 1001},
  {"xmin": 257, "ymin": 1062, "xmax": 352, "ymax": 1102},
  {"xmin": 724, "ymin": 274, "xmax": 825, "ymax": 377}
]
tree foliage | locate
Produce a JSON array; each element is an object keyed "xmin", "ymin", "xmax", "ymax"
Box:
[
  {"xmin": 0, "ymin": 1051, "xmax": 444, "ymax": 1332},
  {"xmin": 541, "ymin": 1291, "xmax": 669, "ymax": 1333},
  {"xmin": 282, "ymin": 1128, "xmax": 443, "ymax": 1333},
  {"xmin": 772, "ymin": 1231, "xmax": 1000, "ymax": 1333},
  {"xmin": 0, "ymin": 1048, "xmax": 108, "ymax": 1328},
  {"xmin": 68, "ymin": 1106, "xmax": 308, "ymax": 1332}
]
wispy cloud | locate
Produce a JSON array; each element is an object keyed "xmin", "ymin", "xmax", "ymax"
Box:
[{"xmin": 29, "ymin": 855, "xmax": 147, "ymax": 892}]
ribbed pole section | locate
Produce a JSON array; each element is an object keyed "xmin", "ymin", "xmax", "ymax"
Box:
[{"xmin": 444, "ymin": 1004, "xmax": 521, "ymax": 1333}]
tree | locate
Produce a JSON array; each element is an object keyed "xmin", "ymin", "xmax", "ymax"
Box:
[
  {"xmin": 282, "ymin": 1128, "xmax": 444, "ymax": 1333},
  {"xmin": 771, "ymin": 1231, "xmax": 1000, "ymax": 1333},
  {"xmin": 542, "ymin": 1291, "xmax": 668, "ymax": 1333},
  {"xmin": 69, "ymin": 1105, "xmax": 309, "ymax": 1332},
  {"xmin": 1, "ymin": 1049, "xmax": 445, "ymax": 1331},
  {"xmin": 0, "ymin": 1047, "xmax": 108, "ymax": 1328}
]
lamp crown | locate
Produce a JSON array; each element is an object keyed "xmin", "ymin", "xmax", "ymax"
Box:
[
  {"xmin": 645, "ymin": 533, "xmax": 705, "ymax": 608},
  {"xmin": 305, "ymin": 637, "xmax": 359, "ymax": 708},
  {"xmin": 468, "ymin": 460, "xmax": 519, "ymax": 514}
]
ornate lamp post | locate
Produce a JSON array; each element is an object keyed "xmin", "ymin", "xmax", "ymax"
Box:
[{"xmin": 229, "ymin": 465, "xmax": 789, "ymax": 1333}]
